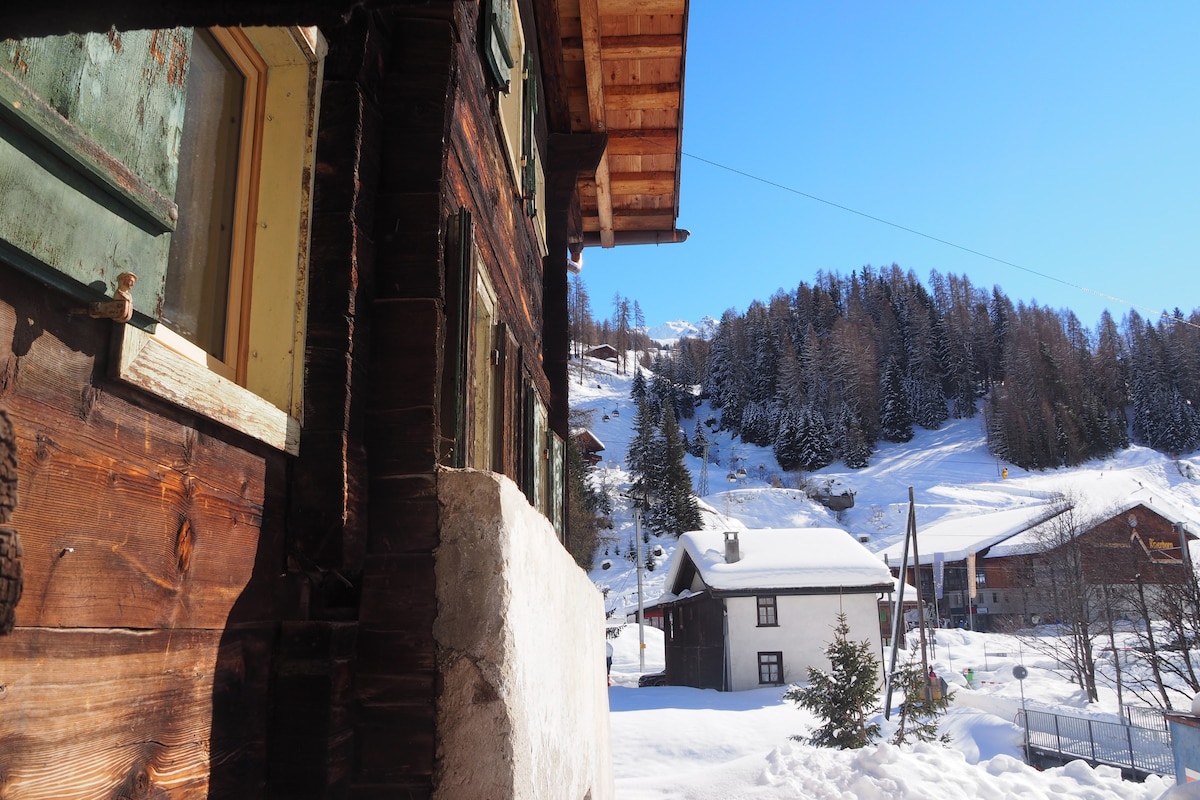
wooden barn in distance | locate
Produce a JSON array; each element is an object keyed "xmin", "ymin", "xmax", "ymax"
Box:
[{"xmin": 0, "ymin": 1, "xmax": 689, "ymax": 798}]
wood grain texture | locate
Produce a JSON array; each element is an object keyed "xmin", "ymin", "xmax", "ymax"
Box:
[
  {"xmin": 557, "ymin": 0, "xmax": 686, "ymax": 241},
  {"xmin": 0, "ymin": 627, "xmax": 247, "ymax": 800},
  {"xmin": 115, "ymin": 325, "xmax": 300, "ymax": 455},
  {"xmin": 7, "ymin": 395, "xmax": 266, "ymax": 630},
  {"xmin": 0, "ymin": 282, "xmax": 270, "ymax": 633}
]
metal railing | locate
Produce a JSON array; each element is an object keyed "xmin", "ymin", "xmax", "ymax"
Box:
[
  {"xmin": 1124, "ymin": 704, "xmax": 1169, "ymax": 731},
  {"xmin": 1018, "ymin": 709, "xmax": 1174, "ymax": 777}
]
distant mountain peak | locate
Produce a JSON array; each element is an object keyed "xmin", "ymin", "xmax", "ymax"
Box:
[{"xmin": 646, "ymin": 317, "xmax": 717, "ymax": 343}]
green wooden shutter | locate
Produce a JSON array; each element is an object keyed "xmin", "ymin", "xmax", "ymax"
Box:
[
  {"xmin": 442, "ymin": 208, "xmax": 474, "ymax": 468},
  {"xmin": 483, "ymin": 0, "xmax": 515, "ymax": 90},
  {"xmin": 0, "ymin": 29, "xmax": 188, "ymax": 323},
  {"xmin": 522, "ymin": 377, "xmax": 536, "ymax": 505},
  {"xmin": 521, "ymin": 50, "xmax": 538, "ymax": 218}
]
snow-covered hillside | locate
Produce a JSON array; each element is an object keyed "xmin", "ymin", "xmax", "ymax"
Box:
[{"xmin": 571, "ymin": 349, "xmax": 1200, "ymax": 799}]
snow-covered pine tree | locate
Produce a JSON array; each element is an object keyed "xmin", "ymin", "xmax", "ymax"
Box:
[
  {"xmin": 880, "ymin": 357, "xmax": 913, "ymax": 443},
  {"xmin": 837, "ymin": 404, "xmax": 872, "ymax": 469},
  {"xmin": 630, "ymin": 368, "xmax": 648, "ymax": 408},
  {"xmin": 797, "ymin": 405, "xmax": 833, "ymax": 471},
  {"xmin": 627, "ymin": 384, "xmax": 662, "ymax": 501},
  {"xmin": 703, "ymin": 310, "xmax": 748, "ymax": 431},
  {"xmin": 745, "ymin": 300, "xmax": 779, "ymax": 409},
  {"xmin": 689, "ymin": 422, "xmax": 709, "ymax": 459},
  {"xmin": 909, "ymin": 376, "xmax": 948, "ymax": 432},
  {"xmin": 890, "ymin": 660, "xmax": 951, "ymax": 746},
  {"xmin": 773, "ymin": 408, "xmax": 804, "ymax": 472},
  {"xmin": 740, "ymin": 400, "xmax": 773, "ymax": 446},
  {"xmin": 646, "ymin": 404, "xmax": 702, "ymax": 536},
  {"xmin": 785, "ymin": 613, "xmax": 882, "ymax": 750}
]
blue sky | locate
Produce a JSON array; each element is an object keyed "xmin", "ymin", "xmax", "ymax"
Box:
[{"xmin": 580, "ymin": 2, "xmax": 1200, "ymax": 330}]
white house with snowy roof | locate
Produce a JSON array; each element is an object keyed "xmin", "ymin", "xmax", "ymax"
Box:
[{"xmin": 655, "ymin": 528, "xmax": 893, "ymax": 691}]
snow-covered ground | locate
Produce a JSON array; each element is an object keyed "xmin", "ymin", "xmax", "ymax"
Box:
[
  {"xmin": 608, "ymin": 625, "xmax": 1178, "ymax": 799},
  {"xmin": 571, "ymin": 349, "xmax": 1200, "ymax": 799}
]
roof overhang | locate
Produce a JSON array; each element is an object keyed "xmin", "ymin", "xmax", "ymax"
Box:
[{"xmin": 557, "ymin": 0, "xmax": 689, "ymax": 249}]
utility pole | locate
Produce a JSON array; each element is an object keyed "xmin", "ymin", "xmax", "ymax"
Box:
[
  {"xmin": 885, "ymin": 488, "xmax": 916, "ymax": 719},
  {"xmin": 906, "ymin": 488, "xmax": 934, "ymax": 699},
  {"xmin": 634, "ymin": 502, "xmax": 646, "ymax": 672}
]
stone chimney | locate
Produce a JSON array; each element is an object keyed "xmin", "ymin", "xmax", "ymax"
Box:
[{"xmin": 724, "ymin": 531, "xmax": 740, "ymax": 564}]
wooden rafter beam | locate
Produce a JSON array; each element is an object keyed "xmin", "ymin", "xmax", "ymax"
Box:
[
  {"xmin": 579, "ymin": 0, "xmax": 615, "ymax": 247},
  {"xmin": 561, "ymin": 34, "xmax": 683, "ymax": 61}
]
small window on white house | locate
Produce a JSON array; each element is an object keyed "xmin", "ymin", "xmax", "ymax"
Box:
[
  {"xmin": 756, "ymin": 596, "xmax": 778, "ymax": 627},
  {"xmin": 758, "ymin": 652, "xmax": 783, "ymax": 685}
]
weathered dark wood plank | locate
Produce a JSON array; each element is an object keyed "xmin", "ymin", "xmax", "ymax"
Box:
[
  {"xmin": 0, "ymin": 626, "xmax": 267, "ymax": 800},
  {"xmin": 4, "ymin": 395, "xmax": 266, "ymax": 629},
  {"xmin": 313, "ymin": 80, "xmax": 382, "ymax": 226}
]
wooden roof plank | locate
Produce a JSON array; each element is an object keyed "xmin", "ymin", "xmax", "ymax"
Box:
[
  {"xmin": 605, "ymin": 83, "xmax": 681, "ymax": 111},
  {"xmin": 606, "ymin": 129, "xmax": 676, "ymax": 155},
  {"xmin": 561, "ymin": 34, "xmax": 682, "ymax": 61},
  {"xmin": 600, "ymin": 0, "xmax": 686, "ymax": 18},
  {"xmin": 562, "ymin": 0, "xmax": 688, "ymax": 247},
  {"xmin": 613, "ymin": 215, "xmax": 676, "ymax": 231},
  {"xmin": 610, "ymin": 171, "xmax": 676, "ymax": 194}
]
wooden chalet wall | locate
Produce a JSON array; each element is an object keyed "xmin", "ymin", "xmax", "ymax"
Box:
[
  {"xmin": 0, "ymin": 254, "xmax": 287, "ymax": 797},
  {"xmin": 0, "ymin": 0, "xmax": 601, "ymax": 796},
  {"xmin": 278, "ymin": 0, "xmax": 589, "ymax": 796},
  {"xmin": 990, "ymin": 505, "xmax": 1191, "ymax": 593}
]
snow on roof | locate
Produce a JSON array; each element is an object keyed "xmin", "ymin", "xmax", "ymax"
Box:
[
  {"xmin": 875, "ymin": 504, "xmax": 1059, "ymax": 566},
  {"xmin": 571, "ymin": 429, "xmax": 606, "ymax": 451},
  {"xmin": 989, "ymin": 487, "xmax": 1200, "ymax": 558},
  {"xmin": 667, "ymin": 528, "xmax": 892, "ymax": 592}
]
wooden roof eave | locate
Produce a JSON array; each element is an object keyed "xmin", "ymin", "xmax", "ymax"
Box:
[
  {"xmin": 563, "ymin": 0, "xmax": 689, "ymax": 250},
  {"xmin": 672, "ymin": 0, "xmax": 689, "ymax": 223}
]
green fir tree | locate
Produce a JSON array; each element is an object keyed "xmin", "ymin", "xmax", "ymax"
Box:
[
  {"xmin": 890, "ymin": 660, "xmax": 951, "ymax": 746},
  {"xmin": 646, "ymin": 404, "xmax": 703, "ymax": 536},
  {"xmin": 785, "ymin": 613, "xmax": 882, "ymax": 749}
]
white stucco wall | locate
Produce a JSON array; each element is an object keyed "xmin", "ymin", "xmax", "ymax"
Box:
[
  {"xmin": 434, "ymin": 468, "xmax": 613, "ymax": 800},
  {"xmin": 725, "ymin": 593, "xmax": 883, "ymax": 692}
]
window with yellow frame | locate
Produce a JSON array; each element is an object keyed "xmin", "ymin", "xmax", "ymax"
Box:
[
  {"xmin": 162, "ymin": 27, "xmax": 260, "ymax": 378},
  {"xmin": 116, "ymin": 26, "xmax": 325, "ymax": 455}
]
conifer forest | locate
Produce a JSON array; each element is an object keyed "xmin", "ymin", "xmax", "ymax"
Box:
[{"xmin": 574, "ymin": 265, "xmax": 1200, "ymax": 473}]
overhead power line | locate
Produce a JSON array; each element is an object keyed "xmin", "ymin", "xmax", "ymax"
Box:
[{"xmin": 633, "ymin": 134, "xmax": 1199, "ymax": 331}]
